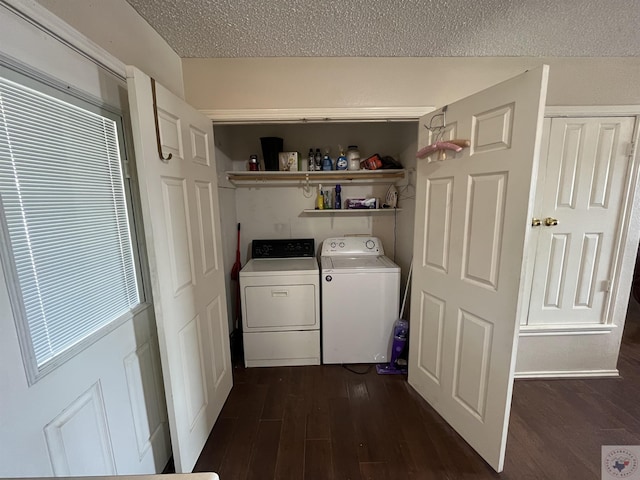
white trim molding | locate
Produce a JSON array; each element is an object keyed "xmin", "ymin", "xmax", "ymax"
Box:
[
  {"xmin": 514, "ymin": 369, "xmax": 619, "ymax": 379},
  {"xmin": 519, "ymin": 324, "xmax": 617, "ymax": 337},
  {"xmin": 546, "ymin": 105, "xmax": 640, "ymax": 117},
  {"xmin": 0, "ymin": 0, "xmax": 125, "ymax": 79},
  {"xmin": 201, "ymin": 106, "xmax": 435, "ymax": 124}
]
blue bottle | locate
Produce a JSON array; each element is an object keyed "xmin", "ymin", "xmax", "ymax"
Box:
[
  {"xmin": 322, "ymin": 151, "xmax": 333, "ymax": 171},
  {"xmin": 334, "ymin": 184, "xmax": 342, "ymax": 209},
  {"xmin": 336, "ymin": 149, "xmax": 348, "ymax": 170}
]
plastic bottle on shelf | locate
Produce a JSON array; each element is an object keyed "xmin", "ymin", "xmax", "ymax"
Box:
[
  {"xmin": 248, "ymin": 154, "xmax": 259, "ymax": 171},
  {"xmin": 316, "ymin": 184, "xmax": 324, "ymax": 210},
  {"xmin": 314, "ymin": 148, "xmax": 322, "ymax": 170},
  {"xmin": 322, "ymin": 149, "xmax": 333, "ymax": 171},
  {"xmin": 334, "ymin": 184, "xmax": 342, "ymax": 209},
  {"xmin": 336, "ymin": 147, "xmax": 348, "ymax": 170},
  {"xmin": 308, "ymin": 148, "xmax": 315, "ymax": 171},
  {"xmin": 346, "ymin": 145, "xmax": 361, "ymax": 171},
  {"xmin": 324, "ymin": 189, "xmax": 331, "ymax": 209}
]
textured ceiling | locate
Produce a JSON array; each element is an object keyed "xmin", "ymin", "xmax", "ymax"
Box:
[{"xmin": 125, "ymin": 0, "xmax": 640, "ymax": 58}]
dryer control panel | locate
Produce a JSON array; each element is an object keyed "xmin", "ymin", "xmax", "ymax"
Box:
[
  {"xmin": 321, "ymin": 237, "xmax": 383, "ymax": 256},
  {"xmin": 252, "ymin": 238, "xmax": 315, "ymax": 258}
]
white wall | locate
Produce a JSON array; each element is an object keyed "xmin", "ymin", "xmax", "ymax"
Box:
[
  {"xmin": 36, "ymin": 0, "xmax": 184, "ymax": 98},
  {"xmin": 183, "ymin": 57, "xmax": 640, "ymax": 111}
]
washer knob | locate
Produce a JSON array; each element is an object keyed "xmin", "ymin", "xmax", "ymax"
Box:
[
  {"xmin": 339, "ymin": 242, "xmax": 345, "ymax": 248},
  {"xmin": 330, "ymin": 242, "xmax": 336, "ymax": 248},
  {"xmin": 325, "ymin": 275, "xmax": 332, "ymax": 282},
  {"xmin": 365, "ymin": 239, "xmax": 375, "ymax": 249}
]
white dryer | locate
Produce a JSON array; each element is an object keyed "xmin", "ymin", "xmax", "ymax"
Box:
[
  {"xmin": 240, "ymin": 239, "xmax": 320, "ymax": 367},
  {"xmin": 321, "ymin": 237, "xmax": 400, "ymax": 364}
]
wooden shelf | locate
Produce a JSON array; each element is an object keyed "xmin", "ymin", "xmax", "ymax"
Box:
[
  {"xmin": 226, "ymin": 169, "xmax": 406, "ymax": 187},
  {"xmin": 302, "ymin": 208, "xmax": 402, "ymax": 216}
]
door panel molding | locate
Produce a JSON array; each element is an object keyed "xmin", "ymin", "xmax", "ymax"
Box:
[
  {"xmin": 409, "ymin": 66, "xmax": 549, "ymax": 472},
  {"xmin": 546, "ymin": 106, "xmax": 640, "ymax": 117}
]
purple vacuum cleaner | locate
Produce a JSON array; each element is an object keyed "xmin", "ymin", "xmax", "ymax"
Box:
[
  {"xmin": 377, "ymin": 261, "xmax": 412, "ymax": 375},
  {"xmin": 376, "ymin": 318, "xmax": 409, "ymax": 375}
]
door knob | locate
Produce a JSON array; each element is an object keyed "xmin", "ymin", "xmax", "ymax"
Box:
[
  {"xmin": 531, "ymin": 218, "xmax": 542, "ymax": 227},
  {"xmin": 544, "ymin": 217, "xmax": 558, "ymax": 226}
]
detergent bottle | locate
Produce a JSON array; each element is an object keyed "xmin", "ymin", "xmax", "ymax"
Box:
[
  {"xmin": 334, "ymin": 184, "xmax": 342, "ymax": 209},
  {"xmin": 336, "ymin": 147, "xmax": 348, "ymax": 170},
  {"xmin": 316, "ymin": 184, "xmax": 324, "ymax": 210}
]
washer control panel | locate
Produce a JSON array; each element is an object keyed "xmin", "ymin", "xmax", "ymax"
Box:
[{"xmin": 321, "ymin": 237, "xmax": 383, "ymax": 256}]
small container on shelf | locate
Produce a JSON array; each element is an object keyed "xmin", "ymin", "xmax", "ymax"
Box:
[
  {"xmin": 346, "ymin": 145, "xmax": 361, "ymax": 171},
  {"xmin": 334, "ymin": 184, "xmax": 342, "ymax": 209},
  {"xmin": 346, "ymin": 198, "xmax": 379, "ymax": 209},
  {"xmin": 362, "ymin": 154, "xmax": 383, "ymax": 170},
  {"xmin": 314, "ymin": 148, "xmax": 322, "ymax": 170},
  {"xmin": 323, "ymin": 190, "xmax": 332, "ymax": 209},
  {"xmin": 308, "ymin": 148, "xmax": 315, "ymax": 171},
  {"xmin": 279, "ymin": 152, "xmax": 299, "ymax": 171},
  {"xmin": 322, "ymin": 150, "xmax": 333, "ymax": 171},
  {"xmin": 248, "ymin": 154, "xmax": 259, "ymax": 171},
  {"xmin": 316, "ymin": 184, "xmax": 324, "ymax": 210},
  {"xmin": 336, "ymin": 146, "xmax": 348, "ymax": 170}
]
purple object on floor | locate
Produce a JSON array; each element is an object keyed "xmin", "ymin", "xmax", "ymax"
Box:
[
  {"xmin": 376, "ymin": 318, "xmax": 408, "ymax": 375},
  {"xmin": 376, "ymin": 362, "xmax": 407, "ymax": 375}
]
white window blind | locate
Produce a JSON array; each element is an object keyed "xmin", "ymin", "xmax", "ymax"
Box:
[{"xmin": 0, "ymin": 74, "xmax": 140, "ymax": 373}]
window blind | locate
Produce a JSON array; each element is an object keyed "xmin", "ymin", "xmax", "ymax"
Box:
[{"xmin": 0, "ymin": 75, "xmax": 140, "ymax": 370}]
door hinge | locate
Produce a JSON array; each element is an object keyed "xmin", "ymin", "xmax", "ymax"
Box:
[
  {"xmin": 123, "ymin": 160, "xmax": 131, "ymax": 179},
  {"xmin": 626, "ymin": 141, "xmax": 636, "ymax": 157}
]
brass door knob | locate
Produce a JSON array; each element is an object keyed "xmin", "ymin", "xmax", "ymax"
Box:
[
  {"xmin": 531, "ymin": 218, "xmax": 542, "ymax": 227},
  {"xmin": 544, "ymin": 217, "xmax": 558, "ymax": 226}
]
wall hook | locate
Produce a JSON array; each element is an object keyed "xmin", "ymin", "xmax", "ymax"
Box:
[
  {"xmin": 422, "ymin": 105, "xmax": 448, "ymax": 143},
  {"xmin": 151, "ymin": 78, "xmax": 173, "ymax": 162}
]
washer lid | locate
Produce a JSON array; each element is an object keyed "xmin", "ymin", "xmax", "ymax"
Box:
[
  {"xmin": 240, "ymin": 257, "xmax": 319, "ymax": 276},
  {"xmin": 321, "ymin": 255, "xmax": 399, "ymax": 273}
]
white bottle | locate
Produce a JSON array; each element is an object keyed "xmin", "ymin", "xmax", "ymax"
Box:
[{"xmin": 346, "ymin": 145, "xmax": 361, "ymax": 171}]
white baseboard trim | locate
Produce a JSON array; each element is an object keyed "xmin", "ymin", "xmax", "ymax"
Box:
[
  {"xmin": 519, "ymin": 324, "xmax": 616, "ymax": 336},
  {"xmin": 514, "ymin": 369, "xmax": 620, "ymax": 379}
]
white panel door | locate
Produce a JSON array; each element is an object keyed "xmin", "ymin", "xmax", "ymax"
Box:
[
  {"xmin": 126, "ymin": 67, "xmax": 232, "ymax": 473},
  {"xmin": 527, "ymin": 117, "xmax": 636, "ymax": 326},
  {"xmin": 408, "ymin": 66, "xmax": 549, "ymax": 472}
]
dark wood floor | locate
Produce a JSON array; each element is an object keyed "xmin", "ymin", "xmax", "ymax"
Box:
[{"xmin": 192, "ymin": 300, "xmax": 640, "ymax": 479}]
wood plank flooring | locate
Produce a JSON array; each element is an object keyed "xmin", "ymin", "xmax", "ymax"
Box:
[{"xmin": 192, "ymin": 301, "xmax": 640, "ymax": 479}]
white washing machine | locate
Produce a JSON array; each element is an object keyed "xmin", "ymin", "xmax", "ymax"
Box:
[
  {"xmin": 240, "ymin": 238, "xmax": 320, "ymax": 367},
  {"xmin": 321, "ymin": 237, "xmax": 400, "ymax": 364}
]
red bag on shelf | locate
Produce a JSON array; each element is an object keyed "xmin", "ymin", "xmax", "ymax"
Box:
[{"xmin": 361, "ymin": 154, "xmax": 383, "ymax": 170}]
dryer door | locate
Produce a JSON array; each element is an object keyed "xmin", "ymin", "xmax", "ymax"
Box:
[{"xmin": 242, "ymin": 277, "xmax": 319, "ymax": 331}]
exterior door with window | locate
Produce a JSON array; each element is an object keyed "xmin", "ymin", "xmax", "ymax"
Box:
[
  {"xmin": 126, "ymin": 66, "xmax": 233, "ymax": 473},
  {"xmin": 408, "ymin": 66, "xmax": 549, "ymax": 472},
  {"xmin": 0, "ymin": 66, "xmax": 170, "ymax": 476}
]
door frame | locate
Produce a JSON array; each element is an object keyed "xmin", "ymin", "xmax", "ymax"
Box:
[{"xmin": 520, "ymin": 106, "xmax": 640, "ymax": 336}]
